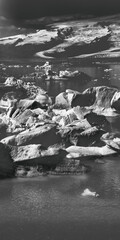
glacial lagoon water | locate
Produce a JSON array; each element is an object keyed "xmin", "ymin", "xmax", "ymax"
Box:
[
  {"xmin": 1, "ymin": 60, "xmax": 120, "ymax": 240},
  {"xmin": 1, "ymin": 158, "xmax": 120, "ymax": 240}
]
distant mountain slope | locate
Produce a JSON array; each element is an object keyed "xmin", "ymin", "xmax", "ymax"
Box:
[{"xmin": 0, "ymin": 14, "xmax": 120, "ymax": 59}]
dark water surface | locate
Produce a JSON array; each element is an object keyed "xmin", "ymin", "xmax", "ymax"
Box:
[
  {"xmin": 1, "ymin": 158, "xmax": 120, "ymax": 240},
  {"xmin": 1, "ymin": 60, "xmax": 120, "ymax": 240},
  {"xmin": 1, "ymin": 60, "xmax": 120, "ymax": 95}
]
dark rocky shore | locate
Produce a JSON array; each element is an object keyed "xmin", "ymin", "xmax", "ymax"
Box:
[{"xmin": 0, "ymin": 75, "xmax": 120, "ymax": 178}]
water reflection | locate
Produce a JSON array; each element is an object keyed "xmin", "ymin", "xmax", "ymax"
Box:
[
  {"xmin": 0, "ymin": 61, "xmax": 118, "ymax": 96},
  {"xmin": 108, "ymin": 65, "xmax": 120, "ymax": 89},
  {"xmin": 106, "ymin": 116, "xmax": 120, "ymax": 134},
  {"xmin": 40, "ymin": 63, "xmax": 120, "ymax": 95}
]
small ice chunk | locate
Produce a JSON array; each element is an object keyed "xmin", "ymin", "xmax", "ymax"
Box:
[
  {"xmin": 81, "ymin": 188, "xmax": 99, "ymax": 197},
  {"xmin": 66, "ymin": 153, "xmax": 80, "ymax": 159},
  {"xmin": 104, "ymin": 69, "xmax": 112, "ymax": 72}
]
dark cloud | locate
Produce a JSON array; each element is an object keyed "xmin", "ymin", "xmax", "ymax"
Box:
[{"xmin": 1, "ymin": 0, "xmax": 120, "ymax": 19}]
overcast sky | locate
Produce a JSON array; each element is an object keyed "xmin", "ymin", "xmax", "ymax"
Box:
[{"xmin": 0, "ymin": 0, "xmax": 120, "ymax": 19}]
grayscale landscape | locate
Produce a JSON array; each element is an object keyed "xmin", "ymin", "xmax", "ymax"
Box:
[{"xmin": 0, "ymin": 1, "xmax": 120, "ymax": 239}]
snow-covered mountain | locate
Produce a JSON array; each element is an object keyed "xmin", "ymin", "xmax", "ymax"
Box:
[{"xmin": 0, "ymin": 14, "xmax": 120, "ymax": 59}]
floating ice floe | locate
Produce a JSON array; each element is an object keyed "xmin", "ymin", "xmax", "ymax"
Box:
[
  {"xmin": 104, "ymin": 69, "xmax": 112, "ymax": 72},
  {"xmin": 81, "ymin": 188, "xmax": 99, "ymax": 197}
]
